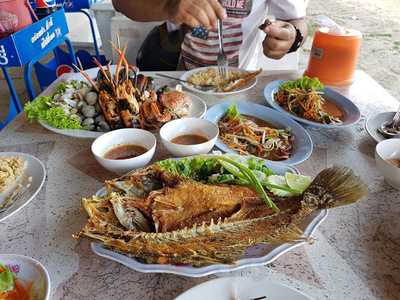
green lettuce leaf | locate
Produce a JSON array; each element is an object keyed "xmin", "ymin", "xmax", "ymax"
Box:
[
  {"xmin": 225, "ymin": 104, "xmax": 241, "ymax": 119},
  {"xmin": 280, "ymin": 76, "xmax": 324, "ymax": 91},
  {"xmin": 24, "ymin": 96, "xmax": 83, "ymax": 130},
  {"xmin": 157, "ymin": 157, "xmax": 220, "ymax": 181},
  {"xmin": 0, "ymin": 264, "xmax": 15, "ymax": 292},
  {"xmin": 55, "ymin": 82, "xmax": 68, "ymax": 94}
]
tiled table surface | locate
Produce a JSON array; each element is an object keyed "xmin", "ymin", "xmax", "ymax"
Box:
[{"xmin": 0, "ymin": 70, "xmax": 399, "ymax": 300}]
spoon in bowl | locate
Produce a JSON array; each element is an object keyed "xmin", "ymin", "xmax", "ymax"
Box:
[
  {"xmin": 155, "ymin": 73, "xmax": 216, "ymax": 92},
  {"xmin": 378, "ymin": 105, "xmax": 400, "ymax": 139}
]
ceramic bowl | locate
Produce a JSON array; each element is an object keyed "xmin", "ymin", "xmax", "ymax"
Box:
[
  {"xmin": 375, "ymin": 138, "xmax": 400, "ymax": 189},
  {"xmin": 91, "ymin": 128, "xmax": 156, "ymax": 174},
  {"xmin": 160, "ymin": 118, "xmax": 219, "ymax": 157},
  {"xmin": 0, "ymin": 254, "xmax": 50, "ymax": 300}
]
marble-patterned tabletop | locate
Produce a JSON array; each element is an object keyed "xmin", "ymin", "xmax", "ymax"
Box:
[{"xmin": 0, "ymin": 70, "xmax": 399, "ymax": 300}]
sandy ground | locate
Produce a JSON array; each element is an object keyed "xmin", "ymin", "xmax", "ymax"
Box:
[{"xmin": 1, "ymin": 0, "xmax": 399, "ymax": 121}]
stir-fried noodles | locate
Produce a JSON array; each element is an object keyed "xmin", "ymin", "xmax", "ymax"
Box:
[
  {"xmin": 218, "ymin": 105, "xmax": 293, "ymax": 161},
  {"xmin": 275, "ymin": 77, "xmax": 342, "ymax": 124}
]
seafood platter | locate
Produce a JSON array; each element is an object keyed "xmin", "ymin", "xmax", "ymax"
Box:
[
  {"xmin": 24, "ymin": 45, "xmax": 207, "ymax": 139},
  {"xmin": 6, "ymin": 43, "xmax": 370, "ymax": 280}
]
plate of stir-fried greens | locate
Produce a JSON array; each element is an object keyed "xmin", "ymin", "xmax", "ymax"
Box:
[
  {"xmin": 76, "ymin": 154, "xmax": 368, "ymax": 277},
  {"xmin": 264, "ymin": 77, "xmax": 361, "ymax": 128},
  {"xmin": 204, "ymin": 101, "xmax": 313, "ymax": 165}
]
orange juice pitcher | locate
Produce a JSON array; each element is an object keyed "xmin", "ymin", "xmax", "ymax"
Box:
[{"xmin": 305, "ymin": 27, "xmax": 362, "ymax": 86}]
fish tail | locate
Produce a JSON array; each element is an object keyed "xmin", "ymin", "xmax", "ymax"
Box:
[{"xmin": 302, "ymin": 166, "xmax": 368, "ymax": 209}]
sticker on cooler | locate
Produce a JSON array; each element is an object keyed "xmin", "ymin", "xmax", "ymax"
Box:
[
  {"xmin": 56, "ymin": 64, "xmax": 73, "ymax": 77},
  {"xmin": 35, "ymin": 0, "xmax": 56, "ymax": 8},
  {"xmin": 311, "ymin": 47, "xmax": 324, "ymax": 60}
]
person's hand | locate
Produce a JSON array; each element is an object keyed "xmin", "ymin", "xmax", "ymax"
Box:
[
  {"xmin": 167, "ymin": 0, "xmax": 226, "ymax": 30},
  {"xmin": 262, "ymin": 21, "xmax": 297, "ymax": 59}
]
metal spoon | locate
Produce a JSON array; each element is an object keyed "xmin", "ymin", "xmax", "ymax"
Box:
[
  {"xmin": 155, "ymin": 73, "xmax": 216, "ymax": 91},
  {"xmin": 378, "ymin": 105, "xmax": 400, "ymax": 139}
]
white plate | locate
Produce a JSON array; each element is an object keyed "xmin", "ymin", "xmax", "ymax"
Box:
[
  {"xmin": 180, "ymin": 66, "xmax": 258, "ymax": 95},
  {"xmin": 0, "ymin": 152, "xmax": 46, "ymax": 223},
  {"xmin": 0, "ymin": 254, "xmax": 50, "ymax": 300},
  {"xmin": 89, "ymin": 156, "xmax": 328, "ymax": 277},
  {"xmin": 176, "ymin": 277, "xmax": 313, "ymax": 300},
  {"xmin": 36, "ymin": 68, "xmax": 207, "ymax": 139},
  {"xmin": 365, "ymin": 111, "xmax": 396, "ymax": 143}
]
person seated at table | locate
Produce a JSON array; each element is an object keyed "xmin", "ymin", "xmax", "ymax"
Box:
[{"xmin": 112, "ymin": 0, "xmax": 308, "ymax": 70}]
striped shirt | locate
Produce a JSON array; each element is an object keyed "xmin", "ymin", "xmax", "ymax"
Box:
[
  {"xmin": 172, "ymin": 0, "xmax": 306, "ymax": 70},
  {"xmin": 181, "ymin": 19, "xmax": 243, "ymax": 69}
]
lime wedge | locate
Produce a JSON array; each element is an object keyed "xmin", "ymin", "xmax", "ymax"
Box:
[
  {"xmin": 285, "ymin": 172, "xmax": 312, "ymax": 193},
  {"xmin": 265, "ymin": 175, "xmax": 293, "ymax": 197}
]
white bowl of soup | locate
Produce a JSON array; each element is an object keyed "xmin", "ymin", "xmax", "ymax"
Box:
[
  {"xmin": 375, "ymin": 138, "xmax": 400, "ymax": 190},
  {"xmin": 92, "ymin": 128, "xmax": 156, "ymax": 174},
  {"xmin": 160, "ymin": 118, "xmax": 219, "ymax": 157}
]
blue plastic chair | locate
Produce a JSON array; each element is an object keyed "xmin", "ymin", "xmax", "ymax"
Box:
[
  {"xmin": 24, "ymin": 36, "xmax": 77, "ymax": 100},
  {"xmin": 0, "ymin": 68, "xmax": 23, "ymax": 130}
]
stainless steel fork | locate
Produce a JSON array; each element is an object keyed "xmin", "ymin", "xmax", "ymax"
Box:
[
  {"xmin": 216, "ymin": 19, "xmax": 228, "ymax": 79},
  {"xmin": 0, "ymin": 180, "xmax": 31, "ymax": 214}
]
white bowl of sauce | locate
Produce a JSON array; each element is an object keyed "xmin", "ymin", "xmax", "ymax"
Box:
[
  {"xmin": 92, "ymin": 128, "xmax": 156, "ymax": 174},
  {"xmin": 375, "ymin": 138, "xmax": 400, "ymax": 190},
  {"xmin": 160, "ymin": 118, "xmax": 219, "ymax": 157}
]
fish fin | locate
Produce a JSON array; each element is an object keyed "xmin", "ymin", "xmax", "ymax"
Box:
[
  {"xmin": 263, "ymin": 224, "xmax": 310, "ymax": 245},
  {"xmin": 302, "ymin": 166, "xmax": 368, "ymax": 209}
]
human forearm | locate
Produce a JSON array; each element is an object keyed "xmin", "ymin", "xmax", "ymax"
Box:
[
  {"xmin": 112, "ymin": 0, "xmax": 226, "ymax": 29},
  {"xmin": 112, "ymin": 0, "xmax": 170, "ymax": 22},
  {"xmin": 262, "ymin": 17, "xmax": 308, "ymax": 59},
  {"xmin": 287, "ymin": 18, "xmax": 308, "ymax": 46}
]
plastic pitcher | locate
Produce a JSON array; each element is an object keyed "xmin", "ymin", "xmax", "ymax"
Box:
[{"xmin": 305, "ymin": 27, "xmax": 362, "ymax": 86}]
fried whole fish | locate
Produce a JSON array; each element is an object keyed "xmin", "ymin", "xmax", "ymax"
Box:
[{"xmin": 77, "ymin": 164, "xmax": 367, "ymax": 266}]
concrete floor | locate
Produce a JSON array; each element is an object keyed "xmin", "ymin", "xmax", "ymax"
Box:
[{"xmin": 1, "ymin": 0, "xmax": 399, "ymax": 124}]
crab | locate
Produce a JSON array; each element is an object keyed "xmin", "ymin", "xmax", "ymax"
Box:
[
  {"xmin": 139, "ymin": 90, "xmax": 192, "ymax": 129},
  {"xmin": 159, "ymin": 90, "xmax": 192, "ymax": 118}
]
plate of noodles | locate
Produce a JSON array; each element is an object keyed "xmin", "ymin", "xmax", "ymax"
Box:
[
  {"xmin": 0, "ymin": 152, "xmax": 46, "ymax": 223},
  {"xmin": 204, "ymin": 101, "xmax": 313, "ymax": 165},
  {"xmin": 263, "ymin": 77, "xmax": 361, "ymax": 128},
  {"xmin": 180, "ymin": 67, "xmax": 261, "ymax": 95}
]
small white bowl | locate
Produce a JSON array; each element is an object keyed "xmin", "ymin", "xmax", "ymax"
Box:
[
  {"xmin": 91, "ymin": 128, "xmax": 156, "ymax": 174},
  {"xmin": 160, "ymin": 118, "xmax": 219, "ymax": 157},
  {"xmin": 375, "ymin": 138, "xmax": 400, "ymax": 190},
  {"xmin": 0, "ymin": 254, "xmax": 51, "ymax": 300}
]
